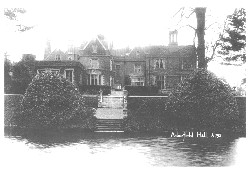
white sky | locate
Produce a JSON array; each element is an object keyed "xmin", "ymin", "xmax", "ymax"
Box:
[
  {"xmin": 1, "ymin": 0, "xmax": 248, "ymax": 87},
  {"xmin": 3, "ymin": 0, "xmax": 240, "ymax": 61}
]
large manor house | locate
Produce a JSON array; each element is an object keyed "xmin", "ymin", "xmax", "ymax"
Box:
[{"xmin": 36, "ymin": 31, "xmax": 197, "ymax": 92}]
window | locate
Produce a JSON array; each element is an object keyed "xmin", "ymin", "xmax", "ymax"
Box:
[
  {"xmin": 51, "ymin": 69, "xmax": 59, "ymax": 74},
  {"xmin": 65, "ymin": 69, "xmax": 74, "ymax": 83},
  {"xmin": 92, "ymin": 45, "xmax": 97, "ymax": 53},
  {"xmin": 157, "ymin": 75, "xmax": 165, "ymax": 89},
  {"xmin": 131, "ymin": 77, "xmax": 145, "ymax": 86},
  {"xmin": 55, "ymin": 54, "xmax": 61, "ymax": 61},
  {"xmin": 155, "ymin": 59, "xmax": 164, "ymax": 69},
  {"xmin": 90, "ymin": 59, "xmax": 99, "ymax": 69},
  {"xmin": 115, "ymin": 64, "xmax": 121, "ymax": 70},
  {"xmin": 88, "ymin": 74, "xmax": 103, "ymax": 85},
  {"xmin": 134, "ymin": 64, "xmax": 141, "ymax": 73},
  {"xmin": 91, "ymin": 74, "xmax": 98, "ymax": 85},
  {"xmin": 68, "ymin": 56, "xmax": 72, "ymax": 61}
]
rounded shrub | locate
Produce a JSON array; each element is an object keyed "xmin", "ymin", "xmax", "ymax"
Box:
[
  {"xmin": 169, "ymin": 69, "xmax": 239, "ymax": 132},
  {"xmin": 17, "ymin": 72, "xmax": 96, "ymax": 129}
]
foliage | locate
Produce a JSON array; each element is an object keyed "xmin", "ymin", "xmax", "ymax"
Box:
[
  {"xmin": 218, "ymin": 8, "xmax": 246, "ymax": 62},
  {"xmin": 169, "ymin": 69, "xmax": 239, "ymax": 131},
  {"xmin": 124, "ymin": 97, "xmax": 175, "ymax": 132},
  {"xmin": 4, "ymin": 57, "xmax": 12, "ymax": 94},
  {"xmin": 4, "ymin": 8, "xmax": 26, "ymax": 20},
  {"xmin": 22, "ymin": 54, "xmax": 36, "ymax": 61},
  {"xmin": 124, "ymin": 86, "xmax": 159, "ymax": 96},
  {"xmin": 11, "ymin": 61, "xmax": 35, "ymax": 94},
  {"xmin": 124, "ymin": 75, "xmax": 131, "ymax": 85},
  {"xmin": 4, "ymin": 94, "xmax": 24, "ymax": 126},
  {"xmin": 17, "ymin": 72, "xmax": 96, "ymax": 129}
]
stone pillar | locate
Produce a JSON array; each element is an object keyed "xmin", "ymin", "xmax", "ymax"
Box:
[
  {"xmin": 98, "ymin": 89, "xmax": 103, "ymax": 107},
  {"xmin": 123, "ymin": 89, "xmax": 128, "ymax": 110}
]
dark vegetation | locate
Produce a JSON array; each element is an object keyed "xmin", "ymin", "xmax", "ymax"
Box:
[
  {"xmin": 124, "ymin": 86, "xmax": 159, "ymax": 96},
  {"xmin": 13, "ymin": 72, "xmax": 96, "ymax": 130},
  {"xmin": 79, "ymin": 85, "xmax": 111, "ymax": 95},
  {"xmin": 4, "ymin": 94, "xmax": 23, "ymax": 127},
  {"xmin": 124, "ymin": 69, "xmax": 244, "ymax": 135}
]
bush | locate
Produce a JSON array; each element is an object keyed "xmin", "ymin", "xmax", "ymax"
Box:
[
  {"xmin": 124, "ymin": 86, "xmax": 159, "ymax": 96},
  {"xmin": 17, "ymin": 72, "xmax": 96, "ymax": 129},
  {"xmin": 127, "ymin": 97, "xmax": 169, "ymax": 116},
  {"xmin": 169, "ymin": 69, "xmax": 239, "ymax": 132}
]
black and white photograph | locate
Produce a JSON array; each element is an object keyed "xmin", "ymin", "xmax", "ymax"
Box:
[{"xmin": 2, "ymin": 0, "xmax": 248, "ymax": 170}]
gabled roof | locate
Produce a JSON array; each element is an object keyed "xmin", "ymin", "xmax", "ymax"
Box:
[
  {"xmin": 80, "ymin": 36, "xmax": 110, "ymax": 56},
  {"xmin": 82, "ymin": 36, "xmax": 107, "ymax": 51},
  {"xmin": 130, "ymin": 45, "xmax": 196, "ymax": 58},
  {"xmin": 44, "ymin": 49, "xmax": 68, "ymax": 61},
  {"xmin": 111, "ymin": 45, "xmax": 196, "ymax": 59}
]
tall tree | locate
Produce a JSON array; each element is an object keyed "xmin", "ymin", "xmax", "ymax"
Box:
[
  {"xmin": 4, "ymin": 55, "xmax": 13, "ymax": 94},
  {"xmin": 173, "ymin": 7, "xmax": 207, "ymax": 68},
  {"xmin": 218, "ymin": 8, "xmax": 246, "ymax": 63},
  {"xmin": 195, "ymin": 8, "xmax": 206, "ymax": 69}
]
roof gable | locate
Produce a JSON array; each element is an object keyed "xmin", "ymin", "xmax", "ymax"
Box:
[
  {"xmin": 81, "ymin": 37, "xmax": 109, "ymax": 56},
  {"xmin": 45, "ymin": 49, "xmax": 68, "ymax": 61}
]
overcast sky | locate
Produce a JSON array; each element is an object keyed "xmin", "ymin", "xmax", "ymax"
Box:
[{"xmin": 3, "ymin": 0, "xmax": 240, "ymax": 62}]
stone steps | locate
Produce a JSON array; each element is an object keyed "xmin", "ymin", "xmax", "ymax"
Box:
[{"xmin": 95, "ymin": 119, "xmax": 124, "ymax": 132}]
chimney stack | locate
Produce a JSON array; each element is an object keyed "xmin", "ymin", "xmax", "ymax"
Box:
[{"xmin": 169, "ymin": 30, "xmax": 178, "ymax": 46}]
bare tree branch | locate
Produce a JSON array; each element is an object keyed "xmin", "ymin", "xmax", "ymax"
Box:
[
  {"xmin": 173, "ymin": 7, "xmax": 185, "ymax": 18},
  {"xmin": 205, "ymin": 22, "xmax": 218, "ymax": 30}
]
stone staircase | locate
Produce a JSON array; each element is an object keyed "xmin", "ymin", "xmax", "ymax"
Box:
[
  {"xmin": 95, "ymin": 119, "xmax": 124, "ymax": 132},
  {"xmin": 94, "ymin": 90, "xmax": 127, "ymax": 132}
]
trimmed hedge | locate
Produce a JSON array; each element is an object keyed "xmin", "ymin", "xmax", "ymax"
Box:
[
  {"xmin": 15, "ymin": 72, "xmax": 96, "ymax": 130},
  {"xmin": 124, "ymin": 86, "xmax": 159, "ymax": 96},
  {"xmin": 79, "ymin": 85, "xmax": 111, "ymax": 95}
]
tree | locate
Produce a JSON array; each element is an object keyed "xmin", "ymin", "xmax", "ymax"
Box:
[
  {"xmin": 173, "ymin": 7, "xmax": 207, "ymax": 69},
  {"xmin": 18, "ymin": 72, "xmax": 95, "ymax": 129},
  {"xmin": 11, "ymin": 61, "xmax": 35, "ymax": 94},
  {"xmin": 4, "ymin": 56, "xmax": 13, "ymax": 94},
  {"xmin": 218, "ymin": 8, "xmax": 246, "ymax": 62}
]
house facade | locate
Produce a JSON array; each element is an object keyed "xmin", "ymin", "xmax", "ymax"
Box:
[
  {"xmin": 41, "ymin": 32, "xmax": 197, "ymax": 92},
  {"xmin": 32, "ymin": 61, "xmax": 85, "ymax": 87}
]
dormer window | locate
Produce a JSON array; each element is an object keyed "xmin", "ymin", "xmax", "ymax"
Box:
[
  {"xmin": 92, "ymin": 45, "xmax": 97, "ymax": 53},
  {"xmin": 55, "ymin": 54, "xmax": 60, "ymax": 61}
]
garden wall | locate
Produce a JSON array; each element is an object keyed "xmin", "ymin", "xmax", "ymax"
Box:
[{"xmin": 4, "ymin": 94, "xmax": 23, "ymax": 126}]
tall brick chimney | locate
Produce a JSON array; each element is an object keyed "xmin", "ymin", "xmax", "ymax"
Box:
[
  {"xmin": 169, "ymin": 30, "xmax": 178, "ymax": 46},
  {"xmin": 44, "ymin": 40, "xmax": 51, "ymax": 60}
]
